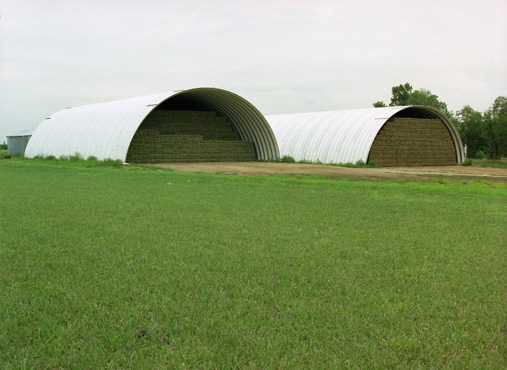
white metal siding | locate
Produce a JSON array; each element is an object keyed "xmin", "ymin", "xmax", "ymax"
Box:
[
  {"xmin": 25, "ymin": 88, "xmax": 280, "ymax": 162},
  {"xmin": 7, "ymin": 131, "xmax": 33, "ymax": 156},
  {"xmin": 267, "ymin": 106, "xmax": 464, "ymax": 164}
]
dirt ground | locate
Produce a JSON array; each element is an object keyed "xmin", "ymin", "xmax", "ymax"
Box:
[{"xmin": 152, "ymin": 162, "xmax": 507, "ymax": 183}]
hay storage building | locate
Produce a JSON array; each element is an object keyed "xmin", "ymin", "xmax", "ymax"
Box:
[
  {"xmin": 7, "ymin": 130, "xmax": 33, "ymax": 156},
  {"xmin": 266, "ymin": 106, "xmax": 464, "ymax": 166},
  {"xmin": 25, "ymin": 88, "xmax": 280, "ymax": 162}
]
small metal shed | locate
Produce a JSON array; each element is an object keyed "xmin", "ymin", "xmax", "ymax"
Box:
[{"xmin": 7, "ymin": 130, "xmax": 33, "ymax": 156}]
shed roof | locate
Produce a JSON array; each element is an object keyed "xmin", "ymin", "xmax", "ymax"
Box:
[
  {"xmin": 266, "ymin": 105, "xmax": 464, "ymax": 164},
  {"xmin": 7, "ymin": 130, "xmax": 34, "ymax": 137},
  {"xmin": 25, "ymin": 88, "xmax": 280, "ymax": 161}
]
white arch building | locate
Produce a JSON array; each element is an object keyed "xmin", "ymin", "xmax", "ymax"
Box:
[
  {"xmin": 267, "ymin": 106, "xmax": 464, "ymax": 166},
  {"xmin": 25, "ymin": 88, "xmax": 280, "ymax": 162}
]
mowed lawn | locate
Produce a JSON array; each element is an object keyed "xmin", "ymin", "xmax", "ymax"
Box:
[{"xmin": 1, "ymin": 161, "xmax": 506, "ymax": 369}]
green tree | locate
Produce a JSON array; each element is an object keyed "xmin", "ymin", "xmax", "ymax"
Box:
[
  {"xmin": 389, "ymin": 83, "xmax": 413, "ymax": 106},
  {"xmin": 382, "ymin": 83, "xmax": 449, "ymax": 114},
  {"xmin": 455, "ymin": 105, "xmax": 486, "ymax": 158},
  {"xmin": 483, "ymin": 96, "xmax": 507, "ymax": 159},
  {"xmin": 373, "ymin": 101, "xmax": 387, "ymax": 108},
  {"xmin": 407, "ymin": 89, "xmax": 449, "ymax": 114}
]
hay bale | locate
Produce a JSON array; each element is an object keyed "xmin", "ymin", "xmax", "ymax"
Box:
[
  {"xmin": 368, "ymin": 117, "xmax": 456, "ymax": 166},
  {"xmin": 126, "ymin": 110, "xmax": 256, "ymax": 163}
]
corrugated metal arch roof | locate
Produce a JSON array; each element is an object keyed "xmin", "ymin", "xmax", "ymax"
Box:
[
  {"xmin": 25, "ymin": 88, "xmax": 280, "ymax": 161},
  {"xmin": 266, "ymin": 106, "xmax": 464, "ymax": 164}
]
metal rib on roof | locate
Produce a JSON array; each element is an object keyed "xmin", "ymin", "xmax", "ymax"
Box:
[
  {"xmin": 169, "ymin": 88, "xmax": 279, "ymax": 160},
  {"xmin": 266, "ymin": 106, "xmax": 464, "ymax": 164},
  {"xmin": 25, "ymin": 88, "xmax": 279, "ymax": 162}
]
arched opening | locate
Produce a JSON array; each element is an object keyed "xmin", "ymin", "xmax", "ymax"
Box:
[
  {"xmin": 126, "ymin": 88, "xmax": 279, "ymax": 163},
  {"xmin": 368, "ymin": 107, "xmax": 457, "ymax": 166},
  {"xmin": 127, "ymin": 98, "xmax": 255, "ymax": 163}
]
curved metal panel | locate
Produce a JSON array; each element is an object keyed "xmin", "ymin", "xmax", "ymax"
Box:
[
  {"xmin": 25, "ymin": 88, "xmax": 279, "ymax": 162},
  {"xmin": 25, "ymin": 93, "xmax": 169, "ymax": 161},
  {"xmin": 267, "ymin": 106, "xmax": 464, "ymax": 164},
  {"xmin": 168, "ymin": 88, "xmax": 279, "ymax": 161}
]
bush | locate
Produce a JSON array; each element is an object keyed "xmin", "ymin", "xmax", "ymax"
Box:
[
  {"xmin": 297, "ymin": 159, "xmax": 312, "ymax": 164},
  {"xmin": 463, "ymin": 159, "xmax": 473, "ymax": 166},
  {"xmin": 46, "ymin": 155, "xmax": 56, "ymax": 160},
  {"xmin": 341, "ymin": 162, "xmax": 354, "ymax": 167},
  {"xmin": 33, "ymin": 154, "xmax": 45, "ymax": 159},
  {"xmin": 69, "ymin": 153, "xmax": 83, "ymax": 162},
  {"xmin": 355, "ymin": 159, "xmax": 366, "ymax": 167},
  {"xmin": 0, "ymin": 142, "xmax": 7, "ymax": 150},
  {"xmin": 87, "ymin": 155, "xmax": 98, "ymax": 161},
  {"xmin": 474, "ymin": 151, "xmax": 486, "ymax": 160},
  {"xmin": 367, "ymin": 160, "xmax": 379, "ymax": 168},
  {"xmin": 280, "ymin": 155, "xmax": 296, "ymax": 163},
  {"xmin": 58, "ymin": 155, "xmax": 69, "ymax": 161},
  {"xmin": 102, "ymin": 158, "xmax": 123, "ymax": 168}
]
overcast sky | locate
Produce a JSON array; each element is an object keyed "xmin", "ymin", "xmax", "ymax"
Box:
[{"xmin": 1, "ymin": 0, "xmax": 506, "ymax": 142}]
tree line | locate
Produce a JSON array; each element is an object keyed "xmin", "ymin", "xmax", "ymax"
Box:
[{"xmin": 373, "ymin": 83, "xmax": 507, "ymax": 159}]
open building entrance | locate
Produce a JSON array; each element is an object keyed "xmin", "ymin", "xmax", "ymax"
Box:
[
  {"xmin": 368, "ymin": 108, "xmax": 457, "ymax": 166},
  {"xmin": 126, "ymin": 94, "xmax": 256, "ymax": 163}
]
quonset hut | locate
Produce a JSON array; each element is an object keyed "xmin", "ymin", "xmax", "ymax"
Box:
[
  {"xmin": 25, "ymin": 88, "xmax": 280, "ymax": 163},
  {"xmin": 266, "ymin": 106, "xmax": 464, "ymax": 166}
]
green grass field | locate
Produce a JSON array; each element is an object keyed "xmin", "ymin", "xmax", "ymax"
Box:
[{"xmin": 1, "ymin": 160, "xmax": 506, "ymax": 369}]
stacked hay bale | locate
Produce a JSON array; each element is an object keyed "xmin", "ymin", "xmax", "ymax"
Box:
[
  {"xmin": 368, "ymin": 118, "xmax": 456, "ymax": 166},
  {"xmin": 126, "ymin": 110, "xmax": 255, "ymax": 163}
]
